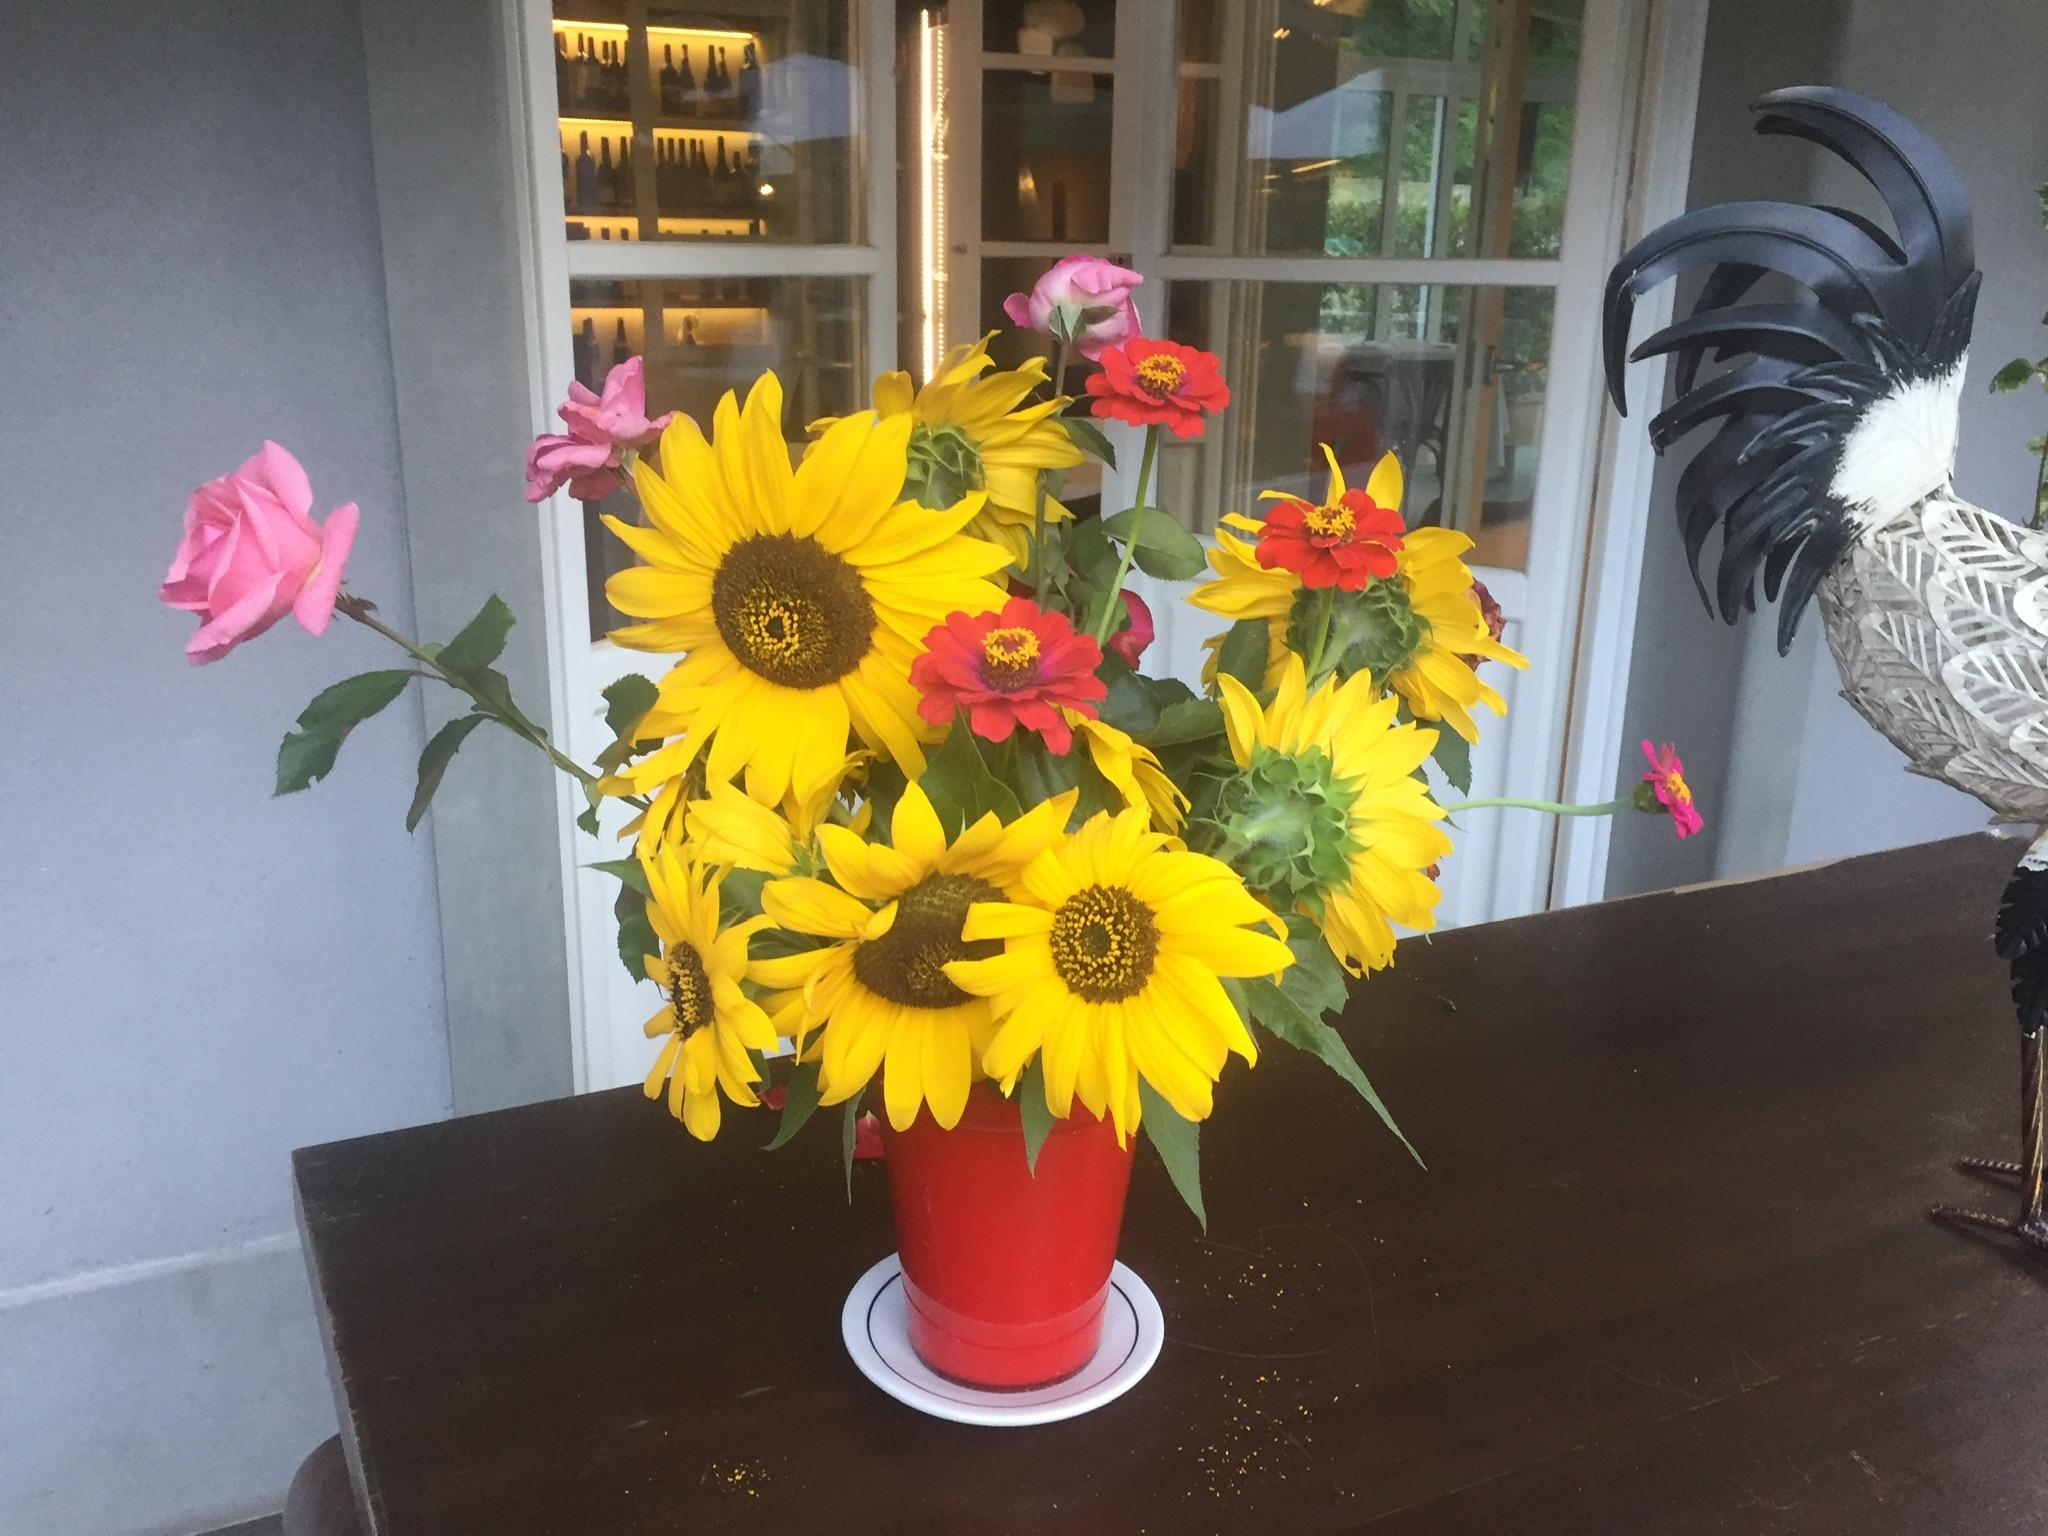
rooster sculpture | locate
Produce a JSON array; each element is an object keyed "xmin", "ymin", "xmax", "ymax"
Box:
[{"xmin": 1604, "ymin": 87, "xmax": 2048, "ymax": 1250}]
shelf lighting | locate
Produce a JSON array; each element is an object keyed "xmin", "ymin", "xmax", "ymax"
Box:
[
  {"xmin": 553, "ymin": 18, "xmax": 628, "ymax": 35},
  {"xmin": 646, "ymin": 23, "xmax": 758, "ymax": 44}
]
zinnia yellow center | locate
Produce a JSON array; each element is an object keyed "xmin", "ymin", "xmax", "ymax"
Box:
[
  {"xmin": 852, "ymin": 872, "xmax": 1005, "ymax": 1009},
  {"xmin": 1049, "ymin": 883, "xmax": 1160, "ymax": 1002},
  {"xmin": 1304, "ymin": 502, "xmax": 1356, "ymax": 538},
  {"xmin": 711, "ymin": 533, "xmax": 876, "ymax": 688},
  {"xmin": 1135, "ymin": 354, "xmax": 1186, "ymax": 396},
  {"xmin": 666, "ymin": 940, "xmax": 711, "ymax": 1035},
  {"xmin": 980, "ymin": 626, "xmax": 1041, "ymax": 683},
  {"xmin": 1664, "ymin": 770, "xmax": 1693, "ymax": 805}
]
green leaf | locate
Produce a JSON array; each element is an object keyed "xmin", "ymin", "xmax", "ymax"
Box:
[
  {"xmin": 273, "ymin": 669, "xmax": 416, "ymax": 796},
  {"xmin": 1214, "ymin": 619, "xmax": 1270, "ymax": 691},
  {"xmin": 721, "ymin": 867, "xmax": 768, "ymax": 921},
  {"xmin": 1101, "ymin": 506, "xmax": 1208, "ymax": 581},
  {"xmin": 1138, "ymin": 1081, "xmax": 1205, "ymax": 1230},
  {"xmin": 842, "ymin": 1094, "xmax": 863, "ymax": 1203},
  {"xmin": 1097, "ymin": 659, "xmax": 1161, "ymax": 736},
  {"xmin": 1143, "ymin": 697, "xmax": 1224, "ymax": 749},
  {"xmin": 613, "ymin": 879, "xmax": 658, "ymax": 982},
  {"xmin": 1278, "ymin": 915, "xmax": 1349, "ymax": 1014},
  {"xmin": 1060, "ymin": 414, "xmax": 1117, "ymax": 469},
  {"xmin": 1431, "ymin": 727, "xmax": 1473, "ymax": 796},
  {"xmin": 1017, "ymin": 1062, "xmax": 1056, "ymax": 1174},
  {"xmin": 440, "ymin": 595, "xmax": 516, "ymax": 674},
  {"xmin": 917, "ymin": 727, "xmax": 1023, "ymax": 838},
  {"xmin": 1068, "ymin": 515, "xmax": 1121, "ymax": 586},
  {"xmin": 586, "ymin": 857, "xmax": 650, "ymax": 896},
  {"xmin": 405, "ymin": 713, "xmax": 488, "ymax": 831},
  {"xmin": 763, "ymin": 1061, "xmax": 823, "ymax": 1151},
  {"xmin": 602, "ymin": 673, "xmax": 659, "ymax": 739},
  {"xmin": 1241, "ymin": 976, "xmax": 1420, "ymax": 1166},
  {"xmin": 1990, "ymin": 357, "xmax": 2038, "ymax": 393},
  {"xmin": 575, "ymin": 803, "xmax": 600, "ymax": 836}
]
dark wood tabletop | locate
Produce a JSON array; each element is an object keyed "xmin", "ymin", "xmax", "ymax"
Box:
[{"xmin": 295, "ymin": 832, "xmax": 2048, "ymax": 1535}]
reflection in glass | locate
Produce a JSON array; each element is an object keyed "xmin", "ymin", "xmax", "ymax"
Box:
[
  {"xmin": 981, "ymin": 69, "xmax": 1115, "ymax": 244},
  {"xmin": 571, "ymin": 276, "xmax": 867, "ymax": 637},
  {"xmin": 1169, "ymin": 0, "xmax": 1579, "ymax": 260},
  {"xmin": 1165, "ymin": 280, "xmax": 1552, "ymax": 572},
  {"xmin": 983, "ymin": 0, "xmax": 1116, "ymax": 57},
  {"xmin": 549, "ymin": 3, "xmax": 864, "ymax": 244}
]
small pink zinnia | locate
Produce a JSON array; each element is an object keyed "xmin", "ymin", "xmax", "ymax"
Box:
[
  {"xmin": 1639, "ymin": 740, "xmax": 1704, "ymax": 840},
  {"xmin": 910, "ymin": 597, "xmax": 1107, "ymax": 755}
]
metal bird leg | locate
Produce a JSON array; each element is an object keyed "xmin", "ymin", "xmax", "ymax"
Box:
[{"xmin": 1933, "ymin": 1030, "xmax": 2048, "ymax": 1251}]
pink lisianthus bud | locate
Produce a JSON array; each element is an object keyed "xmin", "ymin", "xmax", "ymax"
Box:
[
  {"xmin": 853, "ymin": 1112, "xmax": 885, "ymax": 1161},
  {"xmin": 1472, "ymin": 579, "xmax": 1506, "ymax": 644},
  {"xmin": 524, "ymin": 356, "xmax": 675, "ymax": 503},
  {"xmin": 1001, "ymin": 255, "xmax": 1143, "ymax": 362},
  {"xmin": 159, "ymin": 441, "xmax": 360, "ymax": 665},
  {"xmin": 1107, "ymin": 589, "xmax": 1154, "ymax": 668}
]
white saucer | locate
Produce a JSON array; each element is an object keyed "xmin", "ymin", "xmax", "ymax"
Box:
[{"xmin": 840, "ymin": 1254, "xmax": 1164, "ymax": 1426}]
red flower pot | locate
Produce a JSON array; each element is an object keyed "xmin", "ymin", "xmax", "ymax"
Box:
[{"xmin": 879, "ymin": 1085, "xmax": 1135, "ymax": 1389}]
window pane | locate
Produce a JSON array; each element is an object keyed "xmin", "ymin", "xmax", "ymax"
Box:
[
  {"xmin": 551, "ymin": 4, "xmax": 864, "ymax": 244},
  {"xmin": 1168, "ymin": 0, "xmax": 1580, "ymax": 260},
  {"xmin": 980, "ymin": 68, "xmax": 1115, "ymax": 244},
  {"xmin": 571, "ymin": 276, "xmax": 868, "ymax": 638},
  {"xmin": 983, "ymin": 0, "xmax": 1115, "ymax": 58},
  {"xmin": 1163, "ymin": 279, "xmax": 1552, "ymax": 572}
]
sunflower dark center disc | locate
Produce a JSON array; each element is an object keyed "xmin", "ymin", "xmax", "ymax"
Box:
[
  {"xmin": 853, "ymin": 872, "xmax": 1005, "ymax": 1009},
  {"xmin": 712, "ymin": 533, "xmax": 876, "ymax": 689},
  {"xmin": 666, "ymin": 940, "xmax": 712, "ymax": 1035},
  {"xmin": 1049, "ymin": 883, "xmax": 1160, "ymax": 1002}
]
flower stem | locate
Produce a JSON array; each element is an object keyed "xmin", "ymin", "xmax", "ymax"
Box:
[
  {"xmin": 1091, "ymin": 423, "xmax": 1160, "ymax": 644},
  {"xmin": 1303, "ymin": 587, "xmax": 1336, "ymax": 682},
  {"xmin": 1440, "ymin": 795, "xmax": 1635, "ymax": 817},
  {"xmin": 1027, "ymin": 338, "xmax": 1072, "ymax": 600}
]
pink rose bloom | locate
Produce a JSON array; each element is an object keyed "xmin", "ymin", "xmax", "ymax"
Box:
[
  {"xmin": 159, "ymin": 442, "xmax": 360, "ymax": 666},
  {"xmin": 1107, "ymin": 589, "xmax": 1154, "ymax": 669},
  {"xmin": 1001, "ymin": 255, "xmax": 1143, "ymax": 362},
  {"xmin": 524, "ymin": 356, "xmax": 675, "ymax": 503}
]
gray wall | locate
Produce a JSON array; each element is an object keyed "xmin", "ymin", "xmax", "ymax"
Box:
[
  {"xmin": 0, "ymin": 4, "xmax": 451, "ymax": 1533},
  {"xmin": 1610, "ymin": 0, "xmax": 2048, "ymax": 895}
]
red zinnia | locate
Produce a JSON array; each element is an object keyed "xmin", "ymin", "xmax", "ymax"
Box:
[
  {"xmin": 1255, "ymin": 445, "xmax": 1406, "ymax": 591},
  {"xmin": 1085, "ymin": 337, "xmax": 1230, "ymax": 440},
  {"xmin": 911, "ymin": 597, "xmax": 1107, "ymax": 754}
]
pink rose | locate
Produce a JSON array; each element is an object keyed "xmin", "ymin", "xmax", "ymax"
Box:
[
  {"xmin": 1001, "ymin": 255, "xmax": 1143, "ymax": 362},
  {"xmin": 159, "ymin": 442, "xmax": 360, "ymax": 666},
  {"xmin": 525, "ymin": 356, "xmax": 675, "ymax": 502},
  {"xmin": 1107, "ymin": 589, "xmax": 1154, "ymax": 668}
]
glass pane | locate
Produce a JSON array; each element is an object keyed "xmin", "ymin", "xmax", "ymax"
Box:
[
  {"xmin": 1162, "ymin": 279, "xmax": 1551, "ymax": 571},
  {"xmin": 1168, "ymin": 0, "xmax": 1580, "ymax": 259},
  {"xmin": 981, "ymin": 69, "xmax": 1114, "ymax": 244},
  {"xmin": 983, "ymin": 0, "xmax": 1116, "ymax": 58},
  {"xmin": 571, "ymin": 276, "xmax": 868, "ymax": 639},
  {"xmin": 550, "ymin": 4, "xmax": 863, "ymax": 244}
]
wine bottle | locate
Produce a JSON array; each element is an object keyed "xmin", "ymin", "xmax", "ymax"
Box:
[
  {"xmin": 554, "ymin": 34, "xmax": 570, "ymax": 107},
  {"xmin": 612, "ymin": 320, "xmax": 631, "ymax": 369},
  {"xmin": 575, "ymin": 36, "xmax": 599, "ymax": 108},
  {"xmin": 677, "ymin": 45, "xmax": 697, "ymax": 110},
  {"xmin": 618, "ymin": 140, "xmax": 634, "ymax": 210},
  {"xmin": 738, "ymin": 42, "xmax": 761, "ymax": 121},
  {"xmin": 574, "ymin": 318, "xmax": 598, "ymax": 386},
  {"xmin": 683, "ymin": 315, "xmax": 700, "ymax": 348},
  {"xmin": 659, "ymin": 44, "xmax": 680, "ymax": 115},
  {"xmin": 712, "ymin": 137, "xmax": 731, "ymax": 212},
  {"xmin": 574, "ymin": 131, "xmax": 597, "ymax": 209},
  {"xmin": 705, "ymin": 46, "xmax": 726, "ymax": 108},
  {"xmin": 598, "ymin": 138, "xmax": 617, "ymax": 209}
]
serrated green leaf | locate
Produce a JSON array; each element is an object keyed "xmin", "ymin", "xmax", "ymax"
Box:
[
  {"xmin": 1097, "ymin": 658, "xmax": 1160, "ymax": 735},
  {"xmin": 1138, "ymin": 1081, "xmax": 1205, "ymax": 1230},
  {"xmin": 1101, "ymin": 506, "xmax": 1208, "ymax": 581},
  {"xmin": 918, "ymin": 727, "xmax": 1023, "ymax": 838},
  {"xmin": 440, "ymin": 595, "xmax": 516, "ymax": 674},
  {"xmin": 1060, "ymin": 414, "xmax": 1117, "ymax": 468},
  {"xmin": 1018, "ymin": 1061, "xmax": 1056, "ymax": 1174},
  {"xmin": 764, "ymin": 1061, "xmax": 823, "ymax": 1151},
  {"xmin": 1278, "ymin": 916, "xmax": 1349, "ymax": 1015},
  {"xmin": 1242, "ymin": 976, "xmax": 1420, "ymax": 1166},
  {"xmin": 1431, "ymin": 727, "xmax": 1473, "ymax": 796},
  {"xmin": 586, "ymin": 857, "xmax": 650, "ymax": 895},
  {"xmin": 405, "ymin": 713, "xmax": 488, "ymax": 831},
  {"xmin": 273, "ymin": 669, "xmax": 416, "ymax": 795},
  {"xmin": 1990, "ymin": 357, "xmax": 2038, "ymax": 393},
  {"xmin": 614, "ymin": 880, "xmax": 658, "ymax": 982},
  {"xmin": 575, "ymin": 803, "xmax": 600, "ymax": 836},
  {"xmin": 602, "ymin": 673, "xmax": 659, "ymax": 739},
  {"xmin": 1143, "ymin": 697, "xmax": 1224, "ymax": 749},
  {"xmin": 1068, "ymin": 515, "xmax": 1121, "ymax": 586},
  {"xmin": 1214, "ymin": 619, "xmax": 1270, "ymax": 692}
]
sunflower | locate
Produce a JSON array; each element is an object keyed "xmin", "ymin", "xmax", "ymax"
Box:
[
  {"xmin": 603, "ymin": 373, "xmax": 1011, "ymax": 813},
  {"xmin": 817, "ymin": 335, "xmax": 1084, "ymax": 567},
  {"xmin": 672, "ymin": 759, "xmax": 869, "ymax": 875},
  {"xmin": 1189, "ymin": 505, "xmax": 1528, "ymax": 743},
  {"xmin": 1215, "ymin": 653, "xmax": 1451, "ymax": 975},
  {"xmin": 1071, "ymin": 714, "xmax": 1188, "ymax": 832},
  {"xmin": 946, "ymin": 810, "xmax": 1292, "ymax": 1140},
  {"xmin": 639, "ymin": 846, "xmax": 778, "ymax": 1141},
  {"xmin": 756, "ymin": 783, "xmax": 1077, "ymax": 1132}
]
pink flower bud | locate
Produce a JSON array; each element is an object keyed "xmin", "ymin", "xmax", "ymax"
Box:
[{"xmin": 1001, "ymin": 255, "xmax": 1143, "ymax": 362}]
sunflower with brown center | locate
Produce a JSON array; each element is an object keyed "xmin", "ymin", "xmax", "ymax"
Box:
[
  {"xmin": 603, "ymin": 373, "xmax": 1012, "ymax": 816},
  {"xmin": 755, "ymin": 783, "xmax": 1077, "ymax": 1131},
  {"xmin": 945, "ymin": 809, "xmax": 1292, "ymax": 1140}
]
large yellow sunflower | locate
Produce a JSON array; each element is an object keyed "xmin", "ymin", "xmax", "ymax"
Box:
[
  {"xmin": 815, "ymin": 335, "xmax": 1084, "ymax": 567},
  {"xmin": 1216, "ymin": 653, "xmax": 1451, "ymax": 975},
  {"xmin": 946, "ymin": 810, "xmax": 1293, "ymax": 1140},
  {"xmin": 603, "ymin": 373, "xmax": 1011, "ymax": 812},
  {"xmin": 755, "ymin": 783, "xmax": 1076, "ymax": 1132},
  {"xmin": 638, "ymin": 846, "xmax": 777, "ymax": 1141},
  {"xmin": 1189, "ymin": 463, "xmax": 1527, "ymax": 743}
]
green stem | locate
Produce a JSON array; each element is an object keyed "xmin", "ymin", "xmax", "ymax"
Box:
[
  {"xmin": 1091, "ymin": 423, "xmax": 1160, "ymax": 644},
  {"xmin": 1442, "ymin": 795, "xmax": 1636, "ymax": 817},
  {"xmin": 1027, "ymin": 339, "xmax": 1073, "ymax": 599},
  {"xmin": 1303, "ymin": 587, "xmax": 1336, "ymax": 682}
]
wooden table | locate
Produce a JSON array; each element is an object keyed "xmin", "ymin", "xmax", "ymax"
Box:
[{"xmin": 296, "ymin": 833, "xmax": 2048, "ymax": 1534}]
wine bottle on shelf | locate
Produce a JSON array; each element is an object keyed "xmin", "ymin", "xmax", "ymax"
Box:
[
  {"xmin": 575, "ymin": 36, "xmax": 599, "ymax": 109},
  {"xmin": 554, "ymin": 34, "xmax": 570, "ymax": 107},
  {"xmin": 659, "ymin": 45, "xmax": 680, "ymax": 115},
  {"xmin": 597, "ymin": 138, "xmax": 617, "ymax": 208},
  {"xmin": 574, "ymin": 318, "xmax": 598, "ymax": 386},
  {"xmin": 601, "ymin": 41, "xmax": 619, "ymax": 113},
  {"xmin": 738, "ymin": 43, "xmax": 761, "ymax": 121},
  {"xmin": 703, "ymin": 46, "xmax": 726, "ymax": 112},
  {"xmin": 613, "ymin": 40, "xmax": 631, "ymax": 113},
  {"xmin": 677, "ymin": 45, "xmax": 697, "ymax": 111},
  {"xmin": 682, "ymin": 315, "xmax": 699, "ymax": 348},
  {"xmin": 618, "ymin": 141, "xmax": 635, "ymax": 210},
  {"xmin": 712, "ymin": 137, "xmax": 731, "ymax": 212},
  {"xmin": 611, "ymin": 320, "xmax": 631, "ymax": 369},
  {"xmin": 573, "ymin": 131, "xmax": 597, "ymax": 210}
]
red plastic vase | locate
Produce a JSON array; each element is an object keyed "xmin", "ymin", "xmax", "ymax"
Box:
[{"xmin": 879, "ymin": 1085, "xmax": 1136, "ymax": 1389}]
